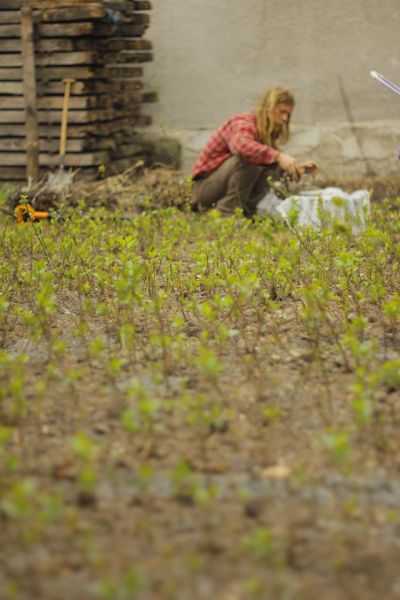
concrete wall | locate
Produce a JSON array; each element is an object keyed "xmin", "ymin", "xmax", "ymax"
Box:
[{"xmin": 142, "ymin": 0, "xmax": 400, "ymax": 177}]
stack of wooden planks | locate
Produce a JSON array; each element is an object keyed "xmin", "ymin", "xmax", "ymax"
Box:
[{"xmin": 0, "ymin": 0, "xmax": 155, "ymax": 183}]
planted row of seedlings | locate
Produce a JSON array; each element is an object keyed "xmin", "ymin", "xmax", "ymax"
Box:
[{"xmin": 0, "ymin": 197, "xmax": 400, "ymax": 598}]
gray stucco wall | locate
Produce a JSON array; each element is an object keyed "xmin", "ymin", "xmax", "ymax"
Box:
[{"xmin": 143, "ymin": 1, "xmax": 400, "ymax": 177}]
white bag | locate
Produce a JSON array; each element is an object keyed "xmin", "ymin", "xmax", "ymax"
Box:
[{"xmin": 257, "ymin": 187, "xmax": 370, "ymax": 234}]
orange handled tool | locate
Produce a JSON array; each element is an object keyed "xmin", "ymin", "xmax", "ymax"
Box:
[{"xmin": 15, "ymin": 204, "xmax": 49, "ymax": 223}]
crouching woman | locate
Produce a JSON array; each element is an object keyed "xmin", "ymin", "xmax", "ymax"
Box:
[{"xmin": 191, "ymin": 86, "xmax": 317, "ymax": 217}]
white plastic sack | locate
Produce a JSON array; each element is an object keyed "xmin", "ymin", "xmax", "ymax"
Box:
[{"xmin": 257, "ymin": 187, "xmax": 370, "ymax": 234}]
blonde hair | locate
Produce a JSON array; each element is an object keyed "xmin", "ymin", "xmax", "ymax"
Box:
[{"xmin": 255, "ymin": 87, "xmax": 295, "ymax": 148}]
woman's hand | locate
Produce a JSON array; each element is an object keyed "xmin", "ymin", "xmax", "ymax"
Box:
[
  {"xmin": 277, "ymin": 152, "xmax": 298, "ymax": 175},
  {"xmin": 277, "ymin": 153, "xmax": 318, "ymax": 178}
]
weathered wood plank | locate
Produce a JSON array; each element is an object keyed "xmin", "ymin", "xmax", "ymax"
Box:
[
  {"xmin": 142, "ymin": 91, "xmax": 157, "ymax": 103},
  {"xmin": 0, "ymin": 117, "xmax": 139, "ymax": 138},
  {"xmin": 36, "ymin": 38, "xmax": 75, "ymax": 52},
  {"xmin": 35, "ymin": 64, "xmax": 143, "ymax": 80},
  {"xmin": 0, "ymin": 12, "xmax": 21, "ymax": 24},
  {"xmin": 0, "ymin": 123, "xmax": 83, "ymax": 138},
  {"xmin": 20, "ymin": 4, "xmax": 39, "ymax": 180},
  {"xmin": 0, "ymin": 1, "xmax": 23, "ymax": 8},
  {"xmin": 0, "ymin": 150, "xmax": 110, "ymax": 167},
  {"xmin": 0, "ymin": 166, "xmax": 26, "ymax": 180},
  {"xmin": 65, "ymin": 118, "xmax": 135, "ymax": 136},
  {"xmin": 0, "ymin": 54, "xmax": 22, "ymax": 67},
  {"xmin": 0, "ymin": 124, "xmax": 26, "ymax": 137},
  {"xmin": 92, "ymin": 23, "xmax": 147, "ymax": 37},
  {"xmin": 0, "ymin": 107, "xmax": 141, "ymax": 124},
  {"xmin": 0, "ymin": 81, "xmax": 23, "ymax": 94},
  {"xmin": 102, "ymin": 39, "xmax": 152, "ymax": 51},
  {"xmin": 0, "ymin": 137, "xmax": 115, "ymax": 153},
  {"xmin": 35, "ymin": 65, "xmax": 96, "ymax": 81},
  {"xmin": 30, "ymin": 0, "xmax": 101, "ymax": 7},
  {"xmin": 133, "ymin": 13, "xmax": 151, "ymax": 24},
  {"xmin": 102, "ymin": 51, "xmax": 153, "ymax": 64},
  {"xmin": 1, "ymin": 37, "xmax": 153, "ymax": 54},
  {"xmin": 38, "ymin": 79, "xmax": 143, "ymax": 95},
  {"xmin": 0, "ymin": 51, "xmax": 130, "ymax": 68},
  {"xmin": 0, "ymin": 93, "xmax": 149, "ymax": 110},
  {"xmin": 105, "ymin": 65, "xmax": 144, "ymax": 78},
  {"xmin": 133, "ymin": 1, "xmax": 152, "ymax": 10},
  {"xmin": 0, "ymin": 67, "xmax": 146, "ymax": 83},
  {"xmin": 0, "ymin": 95, "xmax": 116, "ymax": 110},
  {"xmin": 0, "ymin": 24, "xmax": 21, "ymax": 38},
  {"xmin": 0, "ymin": 39, "xmax": 21, "ymax": 52},
  {"xmin": 0, "ymin": 21, "xmax": 102, "ymax": 38},
  {"xmin": 115, "ymin": 13, "xmax": 150, "ymax": 25},
  {"xmin": 36, "ymin": 38, "xmax": 76, "ymax": 52},
  {"xmin": 40, "ymin": 5, "xmax": 105, "ymax": 23},
  {"xmin": 38, "ymin": 22, "xmax": 94, "ymax": 37},
  {"xmin": 36, "ymin": 51, "xmax": 98, "ymax": 67},
  {"xmin": 36, "ymin": 51, "xmax": 151, "ymax": 67},
  {"xmin": 0, "ymin": 67, "xmax": 22, "ymax": 80}
]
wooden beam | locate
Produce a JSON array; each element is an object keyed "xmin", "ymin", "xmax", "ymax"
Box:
[
  {"xmin": 0, "ymin": 150, "xmax": 110, "ymax": 167},
  {"xmin": 30, "ymin": 0, "xmax": 101, "ymax": 6},
  {"xmin": 40, "ymin": 5, "xmax": 105, "ymax": 22},
  {"xmin": 106, "ymin": 65, "xmax": 144, "ymax": 78},
  {"xmin": 36, "ymin": 66, "xmax": 100, "ymax": 81},
  {"xmin": 0, "ymin": 51, "xmax": 141, "ymax": 69},
  {"xmin": 102, "ymin": 51, "xmax": 153, "ymax": 64},
  {"xmin": 92, "ymin": 23, "xmax": 148, "ymax": 37},
  {"xmin": 0, "ymin": 54, "xmax": 22, "ymax": 67},
  {"xmin": 0, "ymin": 24, "xmax": 22, "ymax": 37},
  {"xmin": 38, "ymin": 79, "xmax": 143, "ymax": 95},
  {"xmin": 133, "ymin": 1, "xmax": 152, "ymax": 10},
  {"xmin": 0, "ymin": 166, "xmax": 27, "ymax": 180},
  {"xmin": 36, "ymin": 38, "xmax": 75, "ymax": 52},
  {"xmin": 0, "ymin": 67, "xmax": 147, "ymax": 83},
  {"xmin": 0, "ymin": 1, "xmax": 23, "ymax": 8},
  {"xmin": 20, "ymin": 4, "xmax": 39, "ymax": 181},
  {"xmin": 0, "ymin": 39, "xmax": 22, "ymax": 52},
  {"xmin": 0, "ymin": 95, "xmax": 115, "ymax": 109},
  {"xmin": 0, "ymin": 81, "xmax": 23, "ymax": 94},
  {"xmin": 0, "ymin": 67, "xmax": 22, "ymax": 80},
  {"xmin": 0, "ymin": 117, "xmax": 145, "ymax": 142},
  {"xmin": 0, "ymin": 136, "xmax": 116, "ymax": 152},
  {"xmin": 35, "ymin": 64, "xmax": 144, "ymax": 80},
  {"xmin": 75, "ymin": 38, "xmax": 153, "ymax": 52},
  {"xmin": 32, "ymin": 51, "xmax": 152, "ymax": 67},
  {"xmin": 0, "ymin": 11, "xmax": 22, "ymax": 24},
  {"xmin": 0, "ymin": 107, "xmax": 141, "ymax": 124},
  {"xmin": 37, "ymin": 51, "xmax": 97, "ymax": 67},
  {"xmin": 38, "ymin": 22, "xmax": 94, "ymax": 37}
]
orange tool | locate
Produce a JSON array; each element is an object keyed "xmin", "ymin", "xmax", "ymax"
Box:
[{"xmin": 15, "ymin": 204, "xmax": 49, "ymax": 223}]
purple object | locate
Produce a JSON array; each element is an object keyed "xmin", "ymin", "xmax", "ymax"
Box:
[{"xmin": 370, "ymin": 70, "xmax": 400, "ymax": 96}]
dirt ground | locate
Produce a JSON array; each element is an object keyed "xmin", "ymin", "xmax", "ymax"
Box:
[{"xmin": 0, "ymin": 169, "xmax": 400, "ymax": 600}]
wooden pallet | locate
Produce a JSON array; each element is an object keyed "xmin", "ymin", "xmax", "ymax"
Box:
[{"xmin": 0, "ymin": 0, "xmax": 155, "ymax": 183}]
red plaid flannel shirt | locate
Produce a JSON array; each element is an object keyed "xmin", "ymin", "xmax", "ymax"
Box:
[{"xmin": 192, "ymin": 111, "xmax": 279, "ymax": 179}]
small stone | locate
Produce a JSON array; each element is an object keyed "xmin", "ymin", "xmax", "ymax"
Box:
[
  {"xmin": 261, "ymin": 464, "xmax": 291, "ymax": 479},
  {"xmin": 93, "ymin": 423, "xmax": 109, "ymax": 435},
  {"xmin": 76, "ymin": 491, "xmax": 97, "ymax": 507}
]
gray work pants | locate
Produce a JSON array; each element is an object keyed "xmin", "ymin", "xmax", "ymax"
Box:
[{"xmin": 192, "ymin": 156, "xmax": 280, "ymax": 216}]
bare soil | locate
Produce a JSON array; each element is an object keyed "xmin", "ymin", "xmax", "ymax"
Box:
[{"xmin": 0, "ymin": 169, "xmax": 400, "ymax": 600}]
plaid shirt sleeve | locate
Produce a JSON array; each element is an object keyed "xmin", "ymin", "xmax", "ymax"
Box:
[
  {"xmin": 228, "ymin": 117, "xmax": 279, "ymax": 165},
  {"xmin": 192, "ymin": 112, "xmax": 279, "ymax": 179}
]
